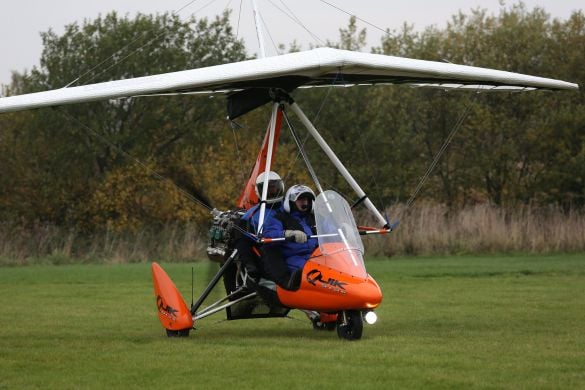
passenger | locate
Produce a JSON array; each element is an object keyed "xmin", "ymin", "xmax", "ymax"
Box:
[{"xmin": 263, "ymin": 184, "xmax": 318, "ymax": 289}]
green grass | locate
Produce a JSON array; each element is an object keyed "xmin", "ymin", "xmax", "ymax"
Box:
[{"xmin": 1, "ymin": 255, "xmax": 584, "ymax": 389}]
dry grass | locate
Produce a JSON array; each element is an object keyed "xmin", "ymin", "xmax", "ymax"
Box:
[
  {"xmin": 1, "ymin": 203, "xmax": 584, "ymax": 264},
  {"xmin": 364, "ymin": 203, "xmax": 585, "ymax": 256},
  {"xmin": 0, "ymin": 223, "xmax": 208, "ymax": 265}
]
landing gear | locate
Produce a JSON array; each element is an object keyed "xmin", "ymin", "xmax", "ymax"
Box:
[
  {"xmin": 312, "ymin": 318, "xmax": 337, "ymax": 331},
  {"xmin": 304, "ymin": 311, "xmax": 337, "ymax": 331},
  {"xmin": 166, "ymin": 328, "xmax": 191, "ymax": 337},
  {"xmin": 336, "ymin": 310, "xmax": 363, "ymax": 340}
]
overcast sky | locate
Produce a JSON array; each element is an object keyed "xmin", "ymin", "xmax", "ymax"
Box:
[{"xmin": 1, "ymin": 0, "xmax": 582, "ymax": 86}]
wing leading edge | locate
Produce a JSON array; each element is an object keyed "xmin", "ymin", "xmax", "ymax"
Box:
[{"xmin": 0, "ymin": 47, "xmax": 578, "ymax": 114}]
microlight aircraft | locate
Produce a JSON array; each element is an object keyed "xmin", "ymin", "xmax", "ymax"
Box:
[{"xmin": 0, "ymin": 18, "xmax": 578, "ymax": 340}]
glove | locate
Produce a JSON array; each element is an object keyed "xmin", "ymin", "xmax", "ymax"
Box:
[{"xmin": 284, "ymin": 230, "xmax": 307, "ymax": 243}]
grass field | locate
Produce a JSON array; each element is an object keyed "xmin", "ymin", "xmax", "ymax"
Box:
[{"xmin": 1, "ymin": 254, "xmax": 584, "ymax": 389}]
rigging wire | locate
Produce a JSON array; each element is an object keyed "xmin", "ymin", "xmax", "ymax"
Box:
[
  {"xmin": 356, "ymin": 116, "xmax": 386, "ymax": 214},
  {"xmin": 63, "ymin": 0, "xmax": 219, "ymax": 88},
  {"xmin": 280, "ymin": 72, "xmax": 338, "ymax": 192},
  {"xmin": 63, "ymin": 0, "xmax": 387, "ymax": 88},
  {"xmin": 282, "ymin": 110, "xmax": 324, "ymax": 194},
  {"xmin": 57, "ymin": 0, "xmax": 472, "ymax": 222},
  {"xmin": 55, "ymin": 0, "xmax": 229, "ymax": 214},
  {"xmin": 404, "ymin": 92, "xmax": 480, "ymax": 211},
  {"xmin": 56, "ymin": 108, "xmax": 214, "ymax": 212},
  {"xmin": 258, "ymin": 12, "xmax": 282, "ymax": 55},
  {"xmin": 317, "ymin": 0, "xmax": 390, "ymax": 38},
  {"xmin": 267, "ymin": 0, "xmax": 325, "ymax": 47},
  {"xmin": 235, "ymin": 0, "xmax": 244, "ymax": 39},
  {"xmin": 230, "ymin": 124, "xmax": 248, "ymax": 188}
]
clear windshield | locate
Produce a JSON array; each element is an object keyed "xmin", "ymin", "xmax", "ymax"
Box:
[{"xmin": 313, "ymin": 190, "xmax": 367, "ymax": 279}]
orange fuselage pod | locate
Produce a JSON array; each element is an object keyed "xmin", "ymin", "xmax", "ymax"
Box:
[
  {"xmin": 276, "ymin": 252, "xmax": 383, "ymax": 312},
  {"xmin": 151, "ymin": 262, "xmax": 193, "ymax": 331},
  {"xmin": 236, "ymin": 108, "xmax": 284, "ymax": 210}
]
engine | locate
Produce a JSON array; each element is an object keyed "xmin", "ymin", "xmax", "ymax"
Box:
[{"xmin": 206, "ymin": 209, "xmax": 245, "ymax": 263}]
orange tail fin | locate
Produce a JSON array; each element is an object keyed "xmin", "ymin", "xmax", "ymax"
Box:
[
  {"xmin": 236, "ymin": 108, "xmax": 283, "ymax": 209},
  {"xmin": 151, "ymin": 262, "xmax": 193, "ymax": 331}
]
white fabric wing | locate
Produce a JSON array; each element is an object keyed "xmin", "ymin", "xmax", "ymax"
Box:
[{"xmin": 0, "ymin": 47, "xmax": 578, "ymax": 114}]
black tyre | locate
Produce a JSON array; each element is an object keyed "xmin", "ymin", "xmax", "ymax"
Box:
[
  {"xmin": 166, "ymin": 328, "xmax": 191, "ymax": 337},
  {"xmin": 336, "ymin": 310, "xmax": 363, "ymax": 340}
]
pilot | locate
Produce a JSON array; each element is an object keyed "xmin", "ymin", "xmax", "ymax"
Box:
[
  {"xmin": 241, "ymin": 171, "xmax": 285, "ymax": 233},
  {"xmin": 237, "ymin": 171, "xmax": 288, "ymax": 286},
  {"xmin": 262, "ymin": 184, "xmax": 318, "ymax": 289}
]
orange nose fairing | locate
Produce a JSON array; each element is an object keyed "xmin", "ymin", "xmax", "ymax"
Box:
[{"xmin": 277, "ymin": 259, "xmax": 383, "ymax": 311}]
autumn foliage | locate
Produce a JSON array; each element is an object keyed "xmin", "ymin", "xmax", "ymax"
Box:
[{"xmin": 0, "ymin": 5, "xmax": 584, "ymax": 244}]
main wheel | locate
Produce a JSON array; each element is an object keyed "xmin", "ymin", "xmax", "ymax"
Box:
[
  {"xmin": 166, "ymin": 328, "xmax": 191, "ymax": 337},
  {"xmin": 336, "ymin": 310, "xmax": 363, "ymax": 340}
]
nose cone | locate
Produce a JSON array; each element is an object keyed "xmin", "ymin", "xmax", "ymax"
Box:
[
  {"xmin": 360, "ymin": 275, "xmax": 383, "ymax": 309},
  {"xmin": 277, "ymin": 262, "xmax": 383, "ymax": 311},
  {"xmin": 152, "ymin": 262, "xmax": 194, "ymax": 331}
]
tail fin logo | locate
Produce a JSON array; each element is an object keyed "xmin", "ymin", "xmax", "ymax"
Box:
[{"xmin": 156, "ymin": 295, "xmax": 178, "ymax": 321}]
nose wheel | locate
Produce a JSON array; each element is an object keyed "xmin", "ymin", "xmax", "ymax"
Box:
[
  {"xmin": 166, "ymin": 328, "xmax": 191, "ymax": 337},
  {"xmin": 336, "ymin": 310, "xmax": 363, "ymax": 340}
]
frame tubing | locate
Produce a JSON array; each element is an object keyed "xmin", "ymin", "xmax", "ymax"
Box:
[
  {"xmin": 256, "ymin": 102, "xmax": 280, "ymax": 234},
  {"xmin": 196, "ymin": 287, "xmax": 245, "ymax": 317},
  {"xmin": 190, "ymin": 249, "xmax": 238, "ymax": 315},
  {"xmin": 194, "ymin": 292, "xmax": 257, "ymax": 321}
]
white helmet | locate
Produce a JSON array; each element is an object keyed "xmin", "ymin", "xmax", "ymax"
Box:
[
  {"xmin": 284, "ymin": 184, "xmax": 316, "ymax": 212},
  {"xmin": 255, "ymin": 171, "xmax": 284, "ymax": 204}
]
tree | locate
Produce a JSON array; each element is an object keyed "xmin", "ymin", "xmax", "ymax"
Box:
[
  {"xmin": 372, "ymin": 5, "xmax": 585, "ymax": 207},
  {"xmin": 1, "ymin": 11, "xmax": 247, "ymax": 230},
  {"xmin": 2, "ymin": 4, "xmax": 584, "ymax": 234}
]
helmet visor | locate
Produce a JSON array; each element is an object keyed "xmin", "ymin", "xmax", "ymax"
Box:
[
  {"xmin": 266, "ymin": 180, "xmax": 284, "ymax": 198},
  {"xmin": 257, "ymin": 179, "xmax": 284, "ymax": 202},
  {"xmin": 290, "ymin": 191, "xmax": 315, "ymax": 202}
]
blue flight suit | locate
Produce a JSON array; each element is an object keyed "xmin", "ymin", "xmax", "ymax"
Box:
[
  {"xmin": 262, "ymin": 207, "xmax": 318, "ymax": 271},
  {"xmin": 241, "ymin": 202, "xmax": 282, "ymax": 235},
  {"xmin": 238, "ymin": 202, "xmax": 285, "ymax": 283}
]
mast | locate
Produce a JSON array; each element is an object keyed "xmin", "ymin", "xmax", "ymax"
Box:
[
  {"xmin": 256, "ymin": 102, "xmax": 281, "ymax": 235},
  {"xmin": 251, "ymin": 0, "xmax": 267, "ymax": 58}
]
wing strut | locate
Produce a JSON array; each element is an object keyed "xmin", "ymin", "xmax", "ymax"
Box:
[{"xmin": 287, "ymin": 100, "xmax": 389, "ymax": 228}]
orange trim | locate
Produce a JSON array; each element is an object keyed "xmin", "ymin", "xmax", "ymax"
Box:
[
  {"xmin": 319, "ymin": 312, "xmax": 338, "ymax": 323},
  {"xmin": 236, "ymin": 109, "xmax": 284, "ymax": 209},
  {"xmin": 251, "ymin": 246, "xmax": 261, "ymax": 257},
  {"xmin": 357, "ymin": 225, "xmax": 378, "ymax": 231}
]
